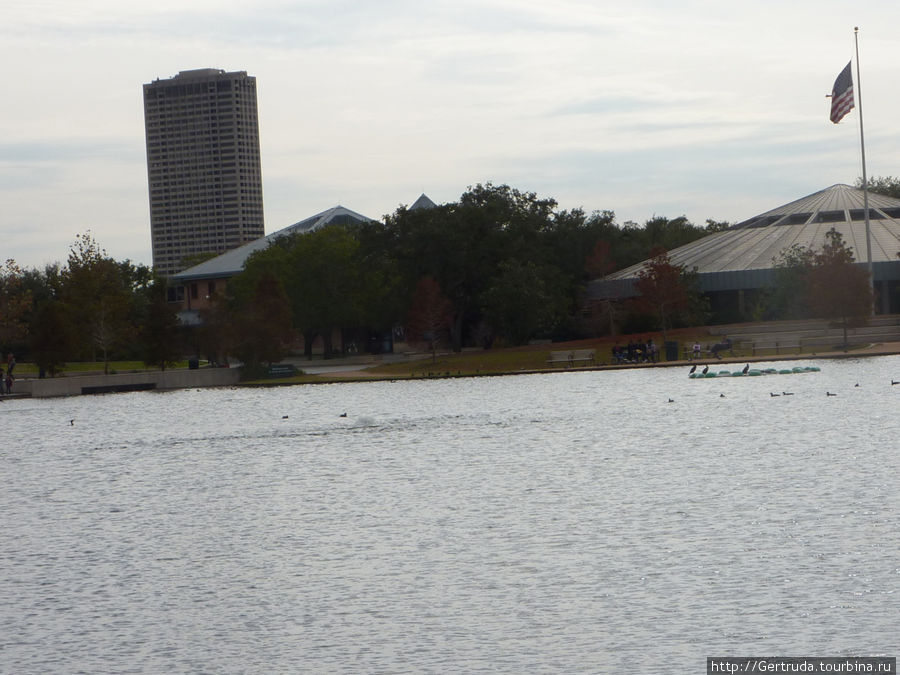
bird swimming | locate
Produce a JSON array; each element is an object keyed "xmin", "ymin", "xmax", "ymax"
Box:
[
  {"xmin": 782, "ymin": 392, "xmax": 794, "ymax": 396},
  {"xmin": 770, "ymin": 392, "xmax": 780, "ymax": 397},
  {"xmin": 826, "ymin": 391, "xmax": 837, "ymax": 396}
]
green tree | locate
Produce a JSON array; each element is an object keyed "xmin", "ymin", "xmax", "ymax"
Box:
[
  {"xmin": 263, "ymin": 226, "xmax": 365, "ymax": 358},
  {"xmin": 769, "ymin": 243, "xmax": 817, "ymax": 319},
  {"xmin": 0, "ymin": 259, "xmax": 33, "ymax": 352},
  {"xmin": 195, "ymin": 293, "xmax": 234, "ymax": 366},
  {"xmin": 856, "ymin": 175, "xmax": 900, "ymax": 199},
  {"xmin": 139, "ymin": 280, "xmax": 182, "ymax": 370},
  {"xmin": 61, "ymin": 233, "xmax": 136, "ymax": 373},
  {"xmin": 480, "ymin": 260, "xmax": 568, "ymax": 345},
  {"xmin": 807, "ymin": 228, "xmax": 873, "ymax": 349},
  {"xmin": 28, "ymin": 300, "xmax": 74, "ymax": 377},
  {"xmin": 230, "ymin": 272, "xmax": 294, "ymax": 372},
  {"xmin": 382, "ymin": 183, "xmax": 559, "ymax": 351},
  {"xmin": 642, "ymin": 215, "xmax": 708, "ymax": 253},
  {"xmin": 705, "ymin": 219, "xmax": 732, "ymax": 232}
]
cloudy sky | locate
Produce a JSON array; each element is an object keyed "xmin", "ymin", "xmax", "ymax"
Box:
[{"xmin": 3, "ymin": 0, "xmax": 899, "ymax": 270}]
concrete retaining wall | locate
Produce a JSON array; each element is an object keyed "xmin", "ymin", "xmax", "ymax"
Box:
[{"xmin": 16, "ymin": 368, "xmax": 242, "ymax": 398}]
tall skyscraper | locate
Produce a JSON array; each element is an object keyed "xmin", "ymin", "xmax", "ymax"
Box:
[{"xmin": 143, "ymin": 69, "xmax": 265, "ymax": 277}]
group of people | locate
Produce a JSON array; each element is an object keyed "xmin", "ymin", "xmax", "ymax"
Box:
[
  {"xmin": 0, "ymin": 353, "xmax": 15, "ymax": 395},
  {"xmin": 612, "ymin": 338, "xmax": 659, "ymax": 364}
]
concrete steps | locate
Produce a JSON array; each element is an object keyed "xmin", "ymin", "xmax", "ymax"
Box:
[{"xmin": 709, "ymin": 315, "xmax": 900, "ymax": 349}]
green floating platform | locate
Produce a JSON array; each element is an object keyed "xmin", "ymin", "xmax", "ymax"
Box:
[{"xmin": 689, "ymin": 366, "xmax": 820, "ymax": 379}]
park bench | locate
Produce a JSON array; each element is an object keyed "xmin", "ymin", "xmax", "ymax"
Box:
[
  {"xmin": 682, "ymin": 343, "xmax": 733, "ymax": 360},
  {"xmin": 267, "ymin": 363, "xmax": 297, "ymax": 378},
  {"xmin": 547, "ymin": 349, "xmax": 595, "ymax": 367},
  {"xmin": 742, "ymin": 340, "xmax": 802, "ymax": 356}
]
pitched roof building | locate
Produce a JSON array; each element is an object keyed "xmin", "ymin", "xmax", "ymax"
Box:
[
  {"xmin": 172, "ymin": 205, "xmax": 376, "ymax": 311},
  {"xmin": 588, "ymin": 184, "xmax": 900, "ymax": 316}
]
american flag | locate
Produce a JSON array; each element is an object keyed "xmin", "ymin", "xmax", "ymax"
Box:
[{"xmin": 830, "ymin": 61, "xmax": 854, "ymax": 124}]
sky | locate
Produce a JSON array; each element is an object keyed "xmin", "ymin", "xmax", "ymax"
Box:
[{"xmin": 3, "ymin": 0, "xmax": 900, "ymax": 270}]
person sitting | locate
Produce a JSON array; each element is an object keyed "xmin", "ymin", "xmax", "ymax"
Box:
[{"xmin": 710, "ymin": 337, "xmax": 733, "ymax": 359}]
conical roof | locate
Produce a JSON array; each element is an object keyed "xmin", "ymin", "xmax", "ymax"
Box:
[
  {"xmin": 615, "ymin": 184, "xmax": 900, "ymax": 276},
  {"xmin": 410, "ymin": 193, "xmax": 437, "ymax": 210},
  {"xmin": 173, "ymin": 205, "xmax": 376, "ymax": 282},
  {"xmin": 591, "ymin": 184, "xmax": 900, "ymax": 298}
]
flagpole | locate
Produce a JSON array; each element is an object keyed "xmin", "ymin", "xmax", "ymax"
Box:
[{"xmin": 854, "ymin": 27, "xmax": 876, "ymax": 303}]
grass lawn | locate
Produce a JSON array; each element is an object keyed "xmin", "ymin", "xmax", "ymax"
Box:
[{"xmin": 11, "ymin": 360, "xmax": 199, "ymax": 376}]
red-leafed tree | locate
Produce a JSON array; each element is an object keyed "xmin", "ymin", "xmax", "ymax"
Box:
[
  {"xmin": 633, "ymin": 247, "xmax": 689, "ymax": 341},
  {"xmin": 585, "ymin": 240, "xmax": 621, "ymax": 335},
  {"xmin": 406, "ymin": 276, "xmax": 452, "ymax": 363},
  {"xmin": 585, "ymin": 240, "xmax": 616, "ymax": 279}
]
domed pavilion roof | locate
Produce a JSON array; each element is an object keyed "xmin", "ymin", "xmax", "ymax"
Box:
[{"xmin": 591, "ymin": 184, "xmax": 900, "ymax": 299}]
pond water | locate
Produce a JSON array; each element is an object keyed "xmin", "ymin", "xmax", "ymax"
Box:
[{"xmin": 2, "ymin": 356, "xmax": 899, "ymax": 673}]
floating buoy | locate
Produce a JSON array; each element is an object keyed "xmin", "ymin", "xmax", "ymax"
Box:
[{"xmin": 690, "ymin": 365, "xmax": 822, "ymax": 379}]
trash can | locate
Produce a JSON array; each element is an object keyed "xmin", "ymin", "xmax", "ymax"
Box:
[
  {"xmin": 664, "ymin": 341, "xmax": 679, "ymax": 362},
  {"xmin": 188, "ymin": 357, "xmax": 200, "ymax": 370}
]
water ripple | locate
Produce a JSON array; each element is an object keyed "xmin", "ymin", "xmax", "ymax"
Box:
[{"xmin": 2, "ymin": 356, "xmax": 899, "ymax": 673}]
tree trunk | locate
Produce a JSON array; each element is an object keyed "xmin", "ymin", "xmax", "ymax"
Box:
[{"xmin": 451, "ymin": 311, "xmax": 465, "ymax": 352}]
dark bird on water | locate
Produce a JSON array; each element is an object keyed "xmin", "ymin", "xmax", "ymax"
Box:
[
  {"xmin": 668, "ymin": 398, "xmax": 674, "ymax": 403},
  {"xmin": 770, "ymin": 392, "xmax": 780, "ymax": 397},
  {"xmin": 827, "ymin": 391, "xmax": 837, "ymax": 396},
  {"xmin": 282, "ymin": 415, "xmax": 289, "ymax": 419},
  {"xmin": 742, "ymin": 363, "xmax": 749, "ymax": 374},
  {"xmin": 720, "ymin": 393, "xmax": 726, "ymax": 398},
  {"xmin": 702, "ymin": 365, "xmax": 709, "ymax": 375},
  {"xmin": 70, "ymin": 419, "xmax": 75, "ymax": 426},
  {"xmin": 782, "ymin": 392, "xmax": 794, "ymax": 396},
  {"xmin": 689, "ymin": 364, "xmax": 696, "ymax": 374},
  {"xmin": 892, "ymin": 380, "xmax": 899, "ymax": 385},
  {"xmin": 340, "ymin": 412, "xmax": 348, "ymax": 417}
]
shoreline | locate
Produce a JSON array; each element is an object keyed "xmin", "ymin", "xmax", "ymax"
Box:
[
  {"xmin": 247, "ymin": 341, "xmax": 900, "ymax": 387},
  {"xmin": 8, "ymin": 342, "xmax": 899, "ymax": 397}
]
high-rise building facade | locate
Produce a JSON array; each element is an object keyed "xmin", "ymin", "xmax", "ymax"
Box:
[{"xmin": 143, "ymin": 69, "xmax": 265, "ymax": 277}]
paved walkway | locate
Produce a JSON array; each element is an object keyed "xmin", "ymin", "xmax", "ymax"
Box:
[{"xmin": 295, "ymin": 341, "xmax": 900, "ymax": 379}]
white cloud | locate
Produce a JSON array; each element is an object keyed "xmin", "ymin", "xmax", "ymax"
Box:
[{"xmin": 3, "ymin": 0, "xmax": 899, "ymax": 268}]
